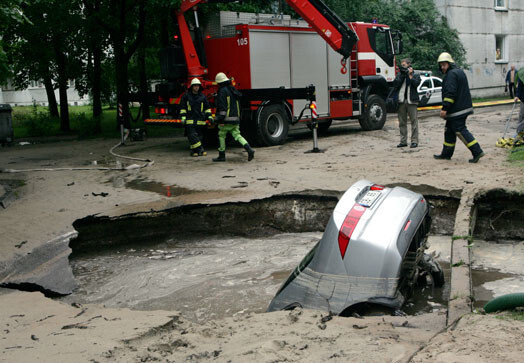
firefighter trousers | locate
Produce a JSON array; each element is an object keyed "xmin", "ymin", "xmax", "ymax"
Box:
[
  {"xmin": 439, "ymin": 116, "xmax": 483, "ymax": 158},
  {"xmin": 217, "ymin": 124, "xmax": 248, "ymax": 152},
  {"xmin": 186, "ymin": 125, "xmax": 205, "ymax": 152}
]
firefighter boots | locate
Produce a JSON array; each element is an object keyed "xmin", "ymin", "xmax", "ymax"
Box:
[
  {"xmin": 244, "ymin": 144, "xmax": 255, "ymax": 161},
  {"xmin": 469, "ymin": 152, "xmax": 485, "ymax": 163},
  {"xmin": 213, "ymin": 151, "xmax": 226, "ymax": 162}
]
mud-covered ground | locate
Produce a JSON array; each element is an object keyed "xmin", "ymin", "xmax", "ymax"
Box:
[{"xmin": 1, "ymin": 105, "xmax": 524, "ymax": 362}]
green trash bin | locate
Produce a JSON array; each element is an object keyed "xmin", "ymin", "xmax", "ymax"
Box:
[{"xmin": 0, "ymin": 104, "xmax": 14, "ymax": 146}]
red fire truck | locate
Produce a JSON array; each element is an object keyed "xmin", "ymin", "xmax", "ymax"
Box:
[{"xmin": 146, "ymin": 0, "xmax": 403, "ymax": 146}]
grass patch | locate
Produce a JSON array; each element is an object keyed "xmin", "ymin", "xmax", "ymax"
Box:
[
  {"xmin": 11, "ymin": 105, "xmax": 177, "ymax": 140},
  {"xmin": 508, "ymin": 145, "xmax": 524, "ymax": 162},
  {"xmin": 472, "ymin": 96, "xmax": 511, "ymax": 103},
  {"xmin": 496, "ymin": 311, "xmax": 524, "ymax": 321}
]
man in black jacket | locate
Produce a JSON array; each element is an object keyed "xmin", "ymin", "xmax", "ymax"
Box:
[
  {"xmin": 212, "ymin": 72, "xmax": 255, "ymax": 162},
  {"xmin": 393, "ymin": 58, "xmax": 421, "ymax": 148},
  {"xmin": 179, "ymin": 78, "xmax": 213, "ymax": 156},
  {"xmin": 434, "ymin": 52, "xmax": 485, "ymax": 163}
]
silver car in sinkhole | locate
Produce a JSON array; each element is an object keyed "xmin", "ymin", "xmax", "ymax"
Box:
[{"xmin": 267, "ymin": 180, "xmax": 443, "ymax": 314}]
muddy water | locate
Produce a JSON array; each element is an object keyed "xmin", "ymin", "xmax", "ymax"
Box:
[
  {"xmin": 61, "ymin": 233, "xmax": 452, "ymax": 323},
  {"xmin": 471, "ymin": 240, "xmax": 524, "ymax": 308},
  {"xmin": 63, "ymin": 233, "xmax": 321, "ymax": 323}
]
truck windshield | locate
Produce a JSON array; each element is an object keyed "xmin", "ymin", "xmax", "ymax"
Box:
[{"xmin": 368, "ymin": 27, "xmax": 394, "ymax": 66}]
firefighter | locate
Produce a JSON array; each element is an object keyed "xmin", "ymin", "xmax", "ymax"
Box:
[
  {"xmin": 515, "ymin": 67, "xmax": 524, "ymax": 135},
  {"xmin": 434, "ymin": 52, "xmax": 485, "ymax": 163},
  {"xmin": 212, "ymin": 72, "xmax": 255, "ymax": 162},
  {"xmin": 180, "ymin": 78, "xmax": 213, "ymax": 157}
]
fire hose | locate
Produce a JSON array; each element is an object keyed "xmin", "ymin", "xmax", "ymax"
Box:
[
  {"xmin": 483, "ymin": 292, "xmax": 524, "ymax": 313},
  {"xmin": 0, "ymin": 140, "xmax": 154, "ymax": 173}
]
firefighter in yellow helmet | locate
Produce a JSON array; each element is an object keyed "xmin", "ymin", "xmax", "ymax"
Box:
[
  {"xmin": 212, "ymin": 72, "xmax": 255, "ymax": 162},
  {"xmin": 434, "ymin": 52, "xmax": 485, "ymax": 163},
  {"xmin": 179, "ymin": 78, "xmax": 213, "ymax": 156}
]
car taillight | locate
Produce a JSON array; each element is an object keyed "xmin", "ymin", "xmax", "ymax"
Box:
[
  {"xmin": 404, "ymin": 219, "xmax": 411, "ymax": 231},
  {"xmin": 338, "ymin": 204, "xmax": 366, "ymax": 259},
  {"xmin": 155, "ymin": 107, "xmax": 167, "ymax": 114},
  {"xmin": 370, "ymin": 184, "xmax": 385, "ymax": 191}
]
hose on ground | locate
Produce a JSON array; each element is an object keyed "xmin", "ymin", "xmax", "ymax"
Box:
[
  {"xmin": 1, "ymin": 141, "xmax": 154, "ymax": 173},
  {"xmin": 483, "ymin": 292, "xmax": 524, "ymax": 313}
]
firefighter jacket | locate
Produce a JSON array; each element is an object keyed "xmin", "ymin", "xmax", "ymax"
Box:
[
  {"xmin": 516, "ymin": 69, "xmax": 524, "ymax": 102},
  {"xmin": 216, "ymin": 84, "xmax": 242, "ymax": 124},
  {"xmin": 393, "ymin": 71, "xmax": 421, "ymax": 105},
  {"xmin": 179, "ymin": 91, "xmax": 213, "ymax": 126},
  {"xmin": 441, "ymin": 64, "xmax": 473, "ymax": 120}
]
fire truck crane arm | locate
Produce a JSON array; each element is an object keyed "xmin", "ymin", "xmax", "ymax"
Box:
[{"xmin": 285, "ymin": 0, "xmax": 358, "ymax": 58}]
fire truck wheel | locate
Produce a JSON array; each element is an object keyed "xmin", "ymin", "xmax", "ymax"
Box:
[
  {"xmin": 256, "ymin": 104, "xmax": 289, "ymax": 146},
  {"xmin": 360, "ymin": 94, "xmax": 386, "ymax": 131}
]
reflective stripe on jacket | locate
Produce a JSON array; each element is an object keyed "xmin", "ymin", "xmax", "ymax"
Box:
[
  {"xmin": 442, "ymin": 65, "xmax": 473, "ymax": 119},
  {"xmin": 179, "ymin": 91, "xmax": 212, "ymax": 125},
  {"xmin": 216, "ymin": 84, "xmax": 241, "ymax": 124}
]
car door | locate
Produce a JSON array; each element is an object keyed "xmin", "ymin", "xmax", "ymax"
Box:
[
  {"xmin": 431, "ymin": 77, "xmax": 443, "ymax": 105},
  {"xmin": 418, "ymin": 77, "xmax": 434, "ymax": 106}
]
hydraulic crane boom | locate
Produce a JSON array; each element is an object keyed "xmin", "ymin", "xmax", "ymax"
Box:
[
  {"xmin": 178, "ymin": 0, "xmax": 359, "ymax": 78},
  {"xmin": 285, "ymin": 0, "xmax": 358, "ymax": 58}
]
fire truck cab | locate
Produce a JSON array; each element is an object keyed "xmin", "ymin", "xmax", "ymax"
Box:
[{"xmin": 147, "ymin": 1, "xmax": 403, "ymax": 146}]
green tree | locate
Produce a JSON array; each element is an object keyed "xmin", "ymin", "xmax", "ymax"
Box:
[
  {"xmin": 0, "ymin": 0, "xmax": 29, "ymax": 84},
  {"xmin": 325, "ymin": 0, "xmax": 466, "ymax": 74}
]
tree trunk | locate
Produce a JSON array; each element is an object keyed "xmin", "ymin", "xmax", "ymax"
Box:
[
  {"xmin": 43, "ymin": 74, "xmax": 59, "ymax": 118},
  {"xmin": 55, "ymin": 45, "xmax": 70, "ymax": 132},
  {"xmin": 92, "ymin": 45, "xmax": 102, "ymax": 133},
  {"xmin": 114, "ymin": 46, "xmax": 130, "ymax": 129},
  {"xmin": 138, "ymin": 44, "xmax": 150, "ymax": 120},
  {"xmin": 90, "ymin": 0, "xmax": 103, "ymax": 134}
]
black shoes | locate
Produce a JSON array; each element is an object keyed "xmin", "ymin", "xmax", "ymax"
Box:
[
  {"xmin": 469, "ymin": 152, "xmax": 485, "ymax": 163},
  {"xmin": 433, "ymin": 154, "xmax": 451, "ymax": 160},
  {"xmin": 397, "ymin": 143, "xmax": 407, "ymax": 148},
  {"xmin": 410, "ymin": 143, "xmax": 418, "ymax": 148}
]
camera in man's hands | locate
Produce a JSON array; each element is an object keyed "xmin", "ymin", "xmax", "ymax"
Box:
[{"xmin": 400, "ymin": 66, "xmax": 409, "ymax": 74}]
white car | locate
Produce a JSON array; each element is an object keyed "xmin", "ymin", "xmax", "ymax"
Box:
[{"xmin": 418, "ymin": 74, "xmax": 443, "ymax": 106}]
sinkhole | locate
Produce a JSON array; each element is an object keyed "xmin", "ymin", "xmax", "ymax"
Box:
[
  {"xmin": 470, "ymin": 189, "xmax": 524, "ymax": 308},
  {"xmin": 61, "ymin": 191, "xmax": 460, "ymax": 322}
]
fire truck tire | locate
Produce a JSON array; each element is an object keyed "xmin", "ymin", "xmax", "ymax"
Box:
[
  {"xmin": 360, "ymin": 94, "xmax": 386, "ymax": 131},
  {"xmin": 256, "ymin": 104, "xmax": 289, "ymax": 146}
]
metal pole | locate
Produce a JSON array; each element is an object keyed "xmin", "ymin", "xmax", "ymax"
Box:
[
  {"xmin": 306, "ymin": 101, "xmax": 323, "ymax": 153},
  {"xmin": 118, "ymin": 103, "xmax": 125, "ymax": 145},
  {"xmin": 503, "ymin": 100, "xmax": 517, "ymax": 139}
]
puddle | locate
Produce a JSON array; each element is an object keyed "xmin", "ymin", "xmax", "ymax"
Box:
[
  {"xmin": 471, "ymin": 239, "xmax": 524, "ymax": 309},
  {"xmin": 125, "ymin": 178, "xmax": 197, "ymax": 198}
]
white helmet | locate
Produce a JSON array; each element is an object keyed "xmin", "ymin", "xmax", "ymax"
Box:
[
  {"xmin": 437, "ymin": 52, "xmax": 454, "ymax": 64},
  {"xmin": 215, "ymin": 72, "xmax": 229, "ymax": 83},
  {"xmin": 190, "ymin": 78, "xmax": 202, "ymax": 86}
]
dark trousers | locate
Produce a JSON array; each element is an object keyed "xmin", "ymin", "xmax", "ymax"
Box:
[
  {"xmin": 440, "ymin": 116, "xmax": 483, "ymax": 158},
  {"xmin": 186, "ymin": 125, "xmax": 205, "ymax": 151},
  {"xmin": 508, "ymin": 82, "xmax": 515, "ymax": 99}
]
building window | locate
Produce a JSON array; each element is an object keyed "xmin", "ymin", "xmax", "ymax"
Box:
[
  {"xmin": 494, "ymin": 0, "xmax": 508, "ymax": 11},
  {"xmin": 495, "ymin": 35, "xmax": 507, "ymax": 63}
]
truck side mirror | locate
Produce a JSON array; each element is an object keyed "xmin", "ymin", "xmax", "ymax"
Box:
[{"xmin": 391, "ymin": 30, "xmax": 403, "ymax": 55}]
